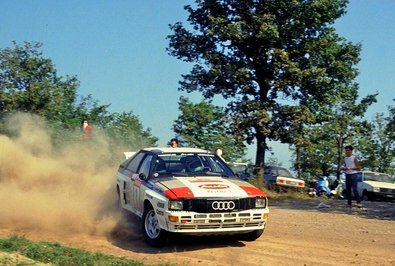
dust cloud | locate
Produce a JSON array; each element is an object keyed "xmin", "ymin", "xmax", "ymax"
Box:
[{"xmin": 0, "ymin": 113, "xmax": 126, "ymax": 237}]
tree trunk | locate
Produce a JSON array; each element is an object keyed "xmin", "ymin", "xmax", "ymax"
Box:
[
  {"xmin": 255, "ymin": 130, "xmax": 266, "ymax": 186},
  {"xmin": 336, "ymin": 136, "xmax": 344, "ymax": 180},
  {"xmin": 296, "ymin": 145, "xmax": 301, "ymax": 179}
]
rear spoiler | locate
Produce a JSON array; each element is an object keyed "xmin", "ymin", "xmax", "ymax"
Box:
[{"xmin": 123, "ymin": 152, "xmax": 136, "ymax": 160}]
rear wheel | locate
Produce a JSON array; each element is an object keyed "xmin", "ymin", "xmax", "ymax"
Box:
[{"xmin": 142, "ymin": 205, "xmax": 168, "ymax": 247}]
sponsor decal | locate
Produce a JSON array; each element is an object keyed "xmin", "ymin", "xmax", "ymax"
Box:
[
  {"xmin": 198, "ymin": 184, "xmax": 230, "ymax": 190},
  {"xmin": 157, "ymin": 202, "xmax": 165, "ymax": 208},
  {"xmin": 156, "ymin": 210, "xmax": 164, "ymax": 216}
]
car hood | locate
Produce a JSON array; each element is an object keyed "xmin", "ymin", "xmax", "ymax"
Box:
[
  {"xmin": 158, "ymin": 176, "xmax": 266, "ymax": 199},
  {"xmin": 363, "ymin": 181, "xmax": 395, "ymax": 189}
]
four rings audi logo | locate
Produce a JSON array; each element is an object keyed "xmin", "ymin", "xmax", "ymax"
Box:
[{"xmin": 211, "ymin": 201, "xmax": 236, "ymax": 210}]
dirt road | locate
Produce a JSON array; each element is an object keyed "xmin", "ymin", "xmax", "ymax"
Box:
[{"xmin": 1, "ymin": 198, "xmax": 394, "ymax": 266}]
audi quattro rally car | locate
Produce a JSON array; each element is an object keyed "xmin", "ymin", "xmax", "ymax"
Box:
[{"xmin": 116, "ymin": 147, "xmax": 269, "ymax": 247}]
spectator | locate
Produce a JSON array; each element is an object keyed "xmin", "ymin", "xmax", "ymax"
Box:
[
  {"xmin": 81, "ymin": 118, "xmax": 94, "ymax": 141},
  {"xmin": 341, "ymin": 145, "xmax": 362, "ymax": 208},
  {"xmin": 169, "ymin": 138, "xmax": 179, "ymax": 148}
]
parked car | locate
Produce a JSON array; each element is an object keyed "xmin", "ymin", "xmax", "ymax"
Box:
[
  {"xmin": 115, "ymin": 147, "xmax": 269, "ymax": 247},
  {"xmin": 356, "ymin": 171, "xmax": 395, "ymax": 201},
  {"xmin": 229, "ymin": 162, "xmax": 251, "ymax": 180},
  {"xmin": 264, "ymin": 166, "xmax": 305, "ymax": 191}
]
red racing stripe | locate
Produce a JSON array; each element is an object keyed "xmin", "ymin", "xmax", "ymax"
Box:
[
  {"xmin": 239, "ymin": 186, "xmax": 267, "ymax": 197},
  {"xmin": 164, "ymin": 187, "xmax": 194, "ymax": 199}
]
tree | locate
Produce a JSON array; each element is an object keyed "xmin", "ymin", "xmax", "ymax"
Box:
[
  {"xmin": 0, "ymin": 41, "xmax": 79, "ymax": 121},
  {"xmin": 0, "ymin": 41, "xmax": 158, "ymax": 156},
  {"xmin": 104, "ymin": 111, "xmax": 158, "ymax": 156},
  {"xmin": 358, "ymin": 113, "xmax": 395, "ymax": 174},
  {"xmin": 173, "ymin": 96, "xmax": 246, "ymax": 162},
  {"xmin": 168, "ymin": 0, "xmax": 362, "ymax": 182}
]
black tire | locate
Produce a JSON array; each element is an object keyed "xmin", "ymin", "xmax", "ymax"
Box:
[
  {"xmin": 142, "ymin": 205, "xmax": 168, "ymax": 247},
  {"xmin": 362, "ymin": 191, "xmax": 373, "ymax": 201},
  {"xmin": 240, "ymin": 229, "xmax": 264, "ymax": 241}
]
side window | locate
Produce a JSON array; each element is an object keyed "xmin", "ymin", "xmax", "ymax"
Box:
[
  {"xmin": 127, "ymin": 152, "xmax": 146, "ymax": 173},
  {"xmin": 139, "ymin": 155, "xmax": 153, "ymax": 177}
]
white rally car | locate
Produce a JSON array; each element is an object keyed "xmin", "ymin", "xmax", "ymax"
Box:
[{"xmin": 116, "ymin": 147, "xmax": 269, "ymax": 247}]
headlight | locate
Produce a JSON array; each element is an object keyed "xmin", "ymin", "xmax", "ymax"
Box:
[
  {"xmin": 168, "ymin": 200, "xmax": 183, "ymax": 210},
  {"xmin": 373, "ymin": 187, "xmax": 380, "ymax": 192},
  {"xmin": 255, "ymin": 197, "xmax": 266, "ymax": 208}
]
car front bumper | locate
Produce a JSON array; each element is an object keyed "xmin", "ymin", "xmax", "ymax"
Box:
[{"xmin": 160, "ymin": 208, "xmax": 269, "ymax": 234}]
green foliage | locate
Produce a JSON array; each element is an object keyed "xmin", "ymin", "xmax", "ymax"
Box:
[
  {"xmin": 104, "ymin": 111, "xmax": 158, "ymax": 156},
  {"xmin": 0, "ymin": 41, "xmax": 79, "ymax": 121},
  {"xmin": 0, "ymin": 41, "xmax": 158, "ymax": 154},
  {"xmin": 167, "ymin": 0, "xmax": 362, "ymax": 181},
  {"xmin": 173, "ymin": 96, "xmax": 246, "ymax": 161},
  {"xmin": 357, "ymin": 113, "xmax": 395, "ymax": 174},
  {"xmin": 0, "ymin": 235, "xmax": 147, "ymax": 266}
]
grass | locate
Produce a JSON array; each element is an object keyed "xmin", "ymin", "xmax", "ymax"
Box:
[{"xmin": 0, "ymin": 235, "xmax": 171, "ymax": 266}]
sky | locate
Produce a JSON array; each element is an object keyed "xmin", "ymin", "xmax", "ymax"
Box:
[{"xmin": 1, "ymin": 0, "xmax": 394, "ymax": 167}]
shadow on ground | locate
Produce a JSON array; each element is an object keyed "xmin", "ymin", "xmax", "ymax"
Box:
[{"xmin": 108, "ymin": 212, "xmax": 249, "ymax": 254}]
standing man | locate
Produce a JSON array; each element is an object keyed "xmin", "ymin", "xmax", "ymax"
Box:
[{"xmin": 341, "ymin": 145, "xmax": 362, "ymax": 208}]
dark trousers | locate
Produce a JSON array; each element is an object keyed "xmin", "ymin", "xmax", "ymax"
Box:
[{"xmin": 345, "ymin": 173, "xmax": 360, "ymax": 205}]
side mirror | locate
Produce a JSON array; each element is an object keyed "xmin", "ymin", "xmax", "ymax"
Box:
[{"xmin": 139, "ymin": 173, "xmax": 148, "ymax": 181}]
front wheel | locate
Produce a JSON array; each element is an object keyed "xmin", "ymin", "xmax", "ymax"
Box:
[
  {"xmin": 142, "ymin": 205, "xmax": 168, "ymax": 247},
  {"xmin": 362, "ymin": 191, "xmax": 374, "ymax": 201}
]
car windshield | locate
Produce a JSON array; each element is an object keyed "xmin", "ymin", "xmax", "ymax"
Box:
[
  {"xmin": 230, "ymin": 164, "xmax": 248, "ymax": 173},
  {"xmin": 277, "ymin": 168, "xmax": 294, "ymax": 178},
  {"xmin": 364, "ymin": 172, "xmax": 392, "ymax": 183},
  {"xmin": 153, "ymin": 153, "xmax": 234, "ymax": 178}
]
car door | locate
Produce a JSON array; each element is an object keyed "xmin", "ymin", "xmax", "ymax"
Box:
[
  {"xmin": 118, "ymin": 152, "xmax": 146, "ymax": 208},
  {"xmin": 130, "ymin": 154, "xmax": 153, "ymax": 215}
]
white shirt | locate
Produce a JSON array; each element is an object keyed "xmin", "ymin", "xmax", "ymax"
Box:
[{"xmin": 344, "ymin": 156, "xmax": 358, "ymax": 174}]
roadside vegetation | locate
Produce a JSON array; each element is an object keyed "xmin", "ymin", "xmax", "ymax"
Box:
[{"xmin": 0, "ymin": 235, "xmax": 173, "ymax": 266}]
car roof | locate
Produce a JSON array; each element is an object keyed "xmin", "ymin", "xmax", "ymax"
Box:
[
  {"xmin": 141, "ymin": 147, "xmax": 211, "ymax": 154},
  {"xmin": 360, "ymin": 171, "xmax": 389, "ymax": 175}
]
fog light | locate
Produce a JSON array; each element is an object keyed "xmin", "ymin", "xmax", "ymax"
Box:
[{"xmin": 168, "ymin": 215, "xmax": 179, "ymax": 223}]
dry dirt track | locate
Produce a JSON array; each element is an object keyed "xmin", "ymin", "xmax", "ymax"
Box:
[{"xmin": 1, "ymin": 199, "xmax": 395, "ymax": 266}]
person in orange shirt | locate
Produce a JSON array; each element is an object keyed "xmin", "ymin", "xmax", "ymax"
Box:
[{"xmin": 81, "ymin": 118, "xmax": 94, "ymax": 141}]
